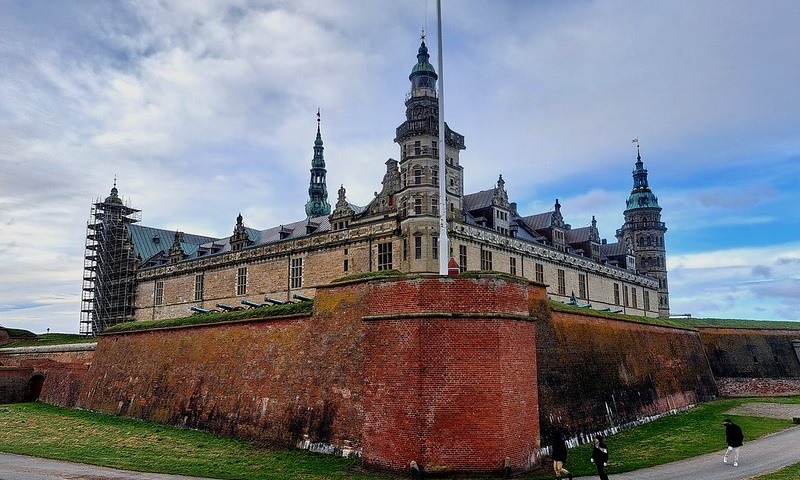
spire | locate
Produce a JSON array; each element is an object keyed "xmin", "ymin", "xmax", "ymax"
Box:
[
  {"xmin": 409, "ymin": 37, "xmax": 438, "ymax": 94},
  {"xmin": 305, "ymin": 109, "xmax": 331, "ymax": 219},
  {"xmin": 625, "ymin": 144, "xmax": 660, "ymax": 211}
]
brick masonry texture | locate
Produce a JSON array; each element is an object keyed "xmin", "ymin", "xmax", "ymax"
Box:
[
  {"xmin": 4, "ymin": 275, "xmax": 800, "ymax": 475},
  {"xmin": 362, "ymin": 276, "xmax": 538, "ymax": 475},
  {"xmin": 536, "ymin": 311, "xmax": 718, "ymax": 439}
]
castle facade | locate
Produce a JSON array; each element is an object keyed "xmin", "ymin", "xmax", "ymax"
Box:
[{"xmin": 81, "ymin": 40, "xmax": 669, "ymax": 334}]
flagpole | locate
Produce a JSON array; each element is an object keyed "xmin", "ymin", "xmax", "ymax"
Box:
[{"xmin": 436, "ymin": 0, "xmax": 449, "ymax": 276}]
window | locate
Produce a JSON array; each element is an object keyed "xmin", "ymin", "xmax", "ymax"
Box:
[
  {"xmin": 578, "ymin": 274, "xmax": 587, "ymax": 299},
  {"xmin": 431, "ymin": 197, "xmax": 438, "ymax": 215},
  {"xmin": 432, "ymin": 236, "xmax": 438, "ymax": 260},
  {"xmin": 403, "ymin": 238, "xmax": 408, "ymax": 260},
  {"xmin": 557, "ymin": 269, "xmax": 566, "ymax": 295},
  {"xmin": 154, "ymin": 280, "xmax": 164, "ymax": 306},
  {"xmin": 194, "ymin": 274, "xmax": 204, "ymax": 301},
  {"xmin": 236, "ymin": 267, "xmax": 248, "ymax": 295},
  {"xmin": 415, "ymin": 236, "xmax": 423, "ymax": 259},
  {"xmin": 481, "ymin": 250, "xmax": 493, "ymax": 270},
  {"xmin": 414, "ymin": 141, "xmax": 421, "ymax": 156},
  {"xmin": 643, "ymin": 290, "xmax": 650, "ymax": 311},
  {"xmin": 535, "ymin": 263, "xmax": 544, "ymax": 283},
  {"xmin": 432, "ymin": 167, "xmax": 439, "ymax": 186},
  {"xmin": 414, "ymin": 168, "xmax": 422, "ymax": 184},
  {"xmin": 378, "ymin": 242, "xmax": 393, "ymax": 270},
  {"xmin": 290, "ymin": 258, "xmax": 303, "ymax": 289},
  {"xmin": 509, "ymin": 257, "xmax": 517, "ymax": 276},
  {"xmin": 623, "ymin": 285, "xmax": 629, "ymax": 307},
  {"xmin": 344, "ymin": 259, "xmax": 349, "ymax": 272},
  {"xmin": 631, "ymin": 287, "xmax": 638, "ymax": 309},
  {"xmin": 614, "ymin": 284, "xmax": 621, "ymax": 305},
  {"xmin": 414, "ymin": 198, "xmax": 422, "ymax": 215},
  {"xmin": 459, "ymin": 245, "xmax": 467, "ymax": 273}
]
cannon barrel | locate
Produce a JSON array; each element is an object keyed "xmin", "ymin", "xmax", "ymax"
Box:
[
  {"xmin": 292, "ymin": 294, "xmax": 313, "ymax": 302},
  {"xmin": 263, "ymin": 297, "xmax": 286, "ymax": 305},
  {"xmin": 216, "ymin": 303, "xmax": 244, "ymax": 311},
  {"xmin": 241, "ymin": 299, "xmax": 264, "ymax": 308},
  {"xmin": 190, "ymin": 306, "xmax": 211, "ymax": 313}
]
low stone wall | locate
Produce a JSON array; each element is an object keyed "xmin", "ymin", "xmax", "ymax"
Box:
[
  {"xmin": 0, "ymin": 344, "xmax": 95, "ymax": 406},
  {"xmin": 716, "ymin": 377, "xmax": 800, "ymax": 397}
]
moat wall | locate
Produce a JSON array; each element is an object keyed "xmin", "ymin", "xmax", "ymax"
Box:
[
  {"xmin": 3, "ymin": 275, "xmax": 800, "ymax": 475},
  {"xmin": 536, "ymin": 311, "xmax": 717, "ymax": 440}
]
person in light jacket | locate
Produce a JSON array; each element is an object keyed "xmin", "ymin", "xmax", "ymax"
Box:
[{"xmin": 590, "ymin": 435, "xmax": 610, "ymax": 480}]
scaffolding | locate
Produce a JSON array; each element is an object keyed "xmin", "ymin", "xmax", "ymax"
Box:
[{"xmin": 80, "ymin": 187, "xmax": 141, "ymax": 335}]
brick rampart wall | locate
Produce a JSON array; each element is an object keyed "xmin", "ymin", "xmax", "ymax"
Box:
[
  {"xmin": 78, "ymin": 293, "xmax": 368, "ymax": 452},
  {"xmin": 536, "ymin": 311, "xmax": 718, "ymax": 441},
  {"xmin": 697, "ymin": 327, "xmax": 800, "ymax": 378},
  {"xmin": 0, "ymin": 367, "xmax": 34, "ymax": 403},
  {"xmin": 0, "ymin": 345, "xmax": 95, "ymax": 406},
  {"xmin": 361, "ymin": 276, "xmax": 540, "ymax": 475}
]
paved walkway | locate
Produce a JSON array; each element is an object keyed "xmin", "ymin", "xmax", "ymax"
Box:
[
  {"xmin": 575, "ymin": 424, "xmax": 800, "ymax": 480},
  {"xmin": 1, "ymin": 425, "xmax": 799, "ymax": 480}
]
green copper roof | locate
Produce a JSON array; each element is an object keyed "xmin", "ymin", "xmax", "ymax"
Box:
[
  {"xmin": 409, "ymin": 41, "xmax": 438, "ymax": 79},
  {"xmin": 625, "ymin": 152, "xmax": 660, "ymax": 211}
]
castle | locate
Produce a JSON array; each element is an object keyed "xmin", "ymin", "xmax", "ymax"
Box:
[{"xmin": 80, "ymin": 39, "xmax": 669, "ymax": 335}]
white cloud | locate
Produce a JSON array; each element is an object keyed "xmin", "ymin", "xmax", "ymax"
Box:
[{"xmin": 1, "ymin": 0, "xmax": 799, "ymax": 332}]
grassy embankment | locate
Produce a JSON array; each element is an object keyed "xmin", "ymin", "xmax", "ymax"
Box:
[{"xmin": 1, "ymin": 397, "xmax": 799, "ymax": 479}]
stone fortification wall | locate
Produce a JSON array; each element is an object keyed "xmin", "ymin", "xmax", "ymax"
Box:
[
  {"xmin": 0, "ymin": 344, "xmax": 95, "ymax": 406},
  {"xmin": 79, "ymin": 288, "xmax": 368, "ymax": 454},
  {"xmin": 0, "ymin": 367, "xmax": 34, "ymax": 402},
  {"xmin": 361, "ymin": 275, "xmax": 541, "ymax": 475},
  {"xmin": 698, "ymin": 327, "xmax": 800, "ymax": 397},
  {"xmin": 536, "ymin": 310, "xmax": 718, "ymax": 441},
  {"xmin": 698, "ymin": 327, "xmax": 800, "ymax": 378}
]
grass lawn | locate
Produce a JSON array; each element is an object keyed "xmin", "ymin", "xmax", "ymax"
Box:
[{"xmin": 0, "ymin": 397, "xmax": 798, "ymax": 479}]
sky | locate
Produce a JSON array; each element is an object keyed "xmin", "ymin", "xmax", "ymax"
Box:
[{"xmin": 1, "ymin": 0, "xmax": 799, "ymax": 334}]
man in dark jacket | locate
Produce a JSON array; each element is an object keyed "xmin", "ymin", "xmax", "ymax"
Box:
[
  {"xmin": 590, "ymin": 435, "xmax": 610, "ymax": 480},
  {"xmin": 723, "ymin": 418, "xmax": 744, "ymax": 467},
  {"xmin": 551, "ymin": 429, "xmax": 573, "ymax": 480}
]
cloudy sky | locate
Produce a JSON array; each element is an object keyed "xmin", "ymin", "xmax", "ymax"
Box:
[{"xmin": 1, "ymin": 0, "xmax": 799, "ymax": 334}]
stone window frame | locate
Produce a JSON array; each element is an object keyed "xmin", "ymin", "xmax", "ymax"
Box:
[
  {"xmin": 290, "ymin": 258, "xmax": 303, "ymax": 289},
  {"xmin": 236, "ymin": 266, "xmax": 248, "ymax": 296},
  {"xmin": 154, "ymin": 280, "xmax": 164, "ymax": 306},
  {"xmin": 377, "ymin": 242, "xmax": 393, "ymax": 271},
  {"xmin": 194, "ymin": 273, "xmax": 204, "ymax": 302}
]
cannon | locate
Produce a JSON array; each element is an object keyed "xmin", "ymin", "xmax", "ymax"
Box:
[
  {"xmin": 216, "ymin": 303, "xmax": 244, "ymax": 312},
  {"xmin": 292, "ymin": 293, "xmax": 313, "ymax": 302},
  {"xmin": 241, "ymin": 299, "xmax": 266, "ymax": 309},
  {"xmin": 263, "ymin": 297, "xmax": 286, "ymax": 305},
  {"xmin": 190, "ymin": 306, "xmax": 217, "ymax": 314}
]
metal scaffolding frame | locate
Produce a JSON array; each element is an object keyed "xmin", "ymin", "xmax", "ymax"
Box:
[{"xmin": 80, "ymin": 191, "xmax": 141, "ymax": 335}]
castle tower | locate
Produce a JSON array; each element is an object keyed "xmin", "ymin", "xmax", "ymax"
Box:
[
  {"xmin": 394, "ymin": 37, "xmax": 466, "ymax": 272},
  {"xmin": 304, "ymin": 110, "xmax": 331, "ymax": 219},
  {"xmin": 616, "ymin": 147, "xmax": 670, "ymax": 317},
  {"xmin": 80, "ymin": 182, "xmax": 141, "ymax": 335}
]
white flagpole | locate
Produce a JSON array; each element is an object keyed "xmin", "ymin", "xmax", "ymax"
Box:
[{"xmin": 436, "ymin": 0, "xmax": 449, "ymax": 275}]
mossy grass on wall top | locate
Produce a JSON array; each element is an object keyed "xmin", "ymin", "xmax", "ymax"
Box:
[
  {"xmin": 104, "ymin": 301, "xmax": 313, "ymax": 334},
  {"xmin": 330, "ymin": 269, "xmax": 406, "ymax": 284},
  {"xmin": 1, "ymin": 333, "xmax": 98, "ymax": 349}
]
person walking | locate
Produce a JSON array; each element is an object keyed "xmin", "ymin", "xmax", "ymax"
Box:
[
  {"xmin": 723, "ymin": 418, "xmax": 744, "ymax": 467},
  {"xmin": 551, "ymin": 429, "xmax": 573, "ymax": 480},
  {"xmin": 590, "ymin": 435, "xmax": 610, "ymax": 480}
]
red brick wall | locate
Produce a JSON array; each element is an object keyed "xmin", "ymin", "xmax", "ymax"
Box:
[
  {"xmin": 362, "ymin": 276, "xmax": 539, "ymax": 475},
  {"xmin": 0, "ymin": 367, "xmax": 34, "ymax": 402},
  {"xmin": 536, "ymin": 311, "xmax": 718, "ymax": 440},
  {"xmin": 78, "ymin": 294, "xmax": 368, "ymax": 452},
  {"xmin": 697, "ymin": 327, "xmax": 800, "ymax": 379},
  {"xmin": 0, "ymin": 346, "xmax": 95, "ymax": 406}
]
